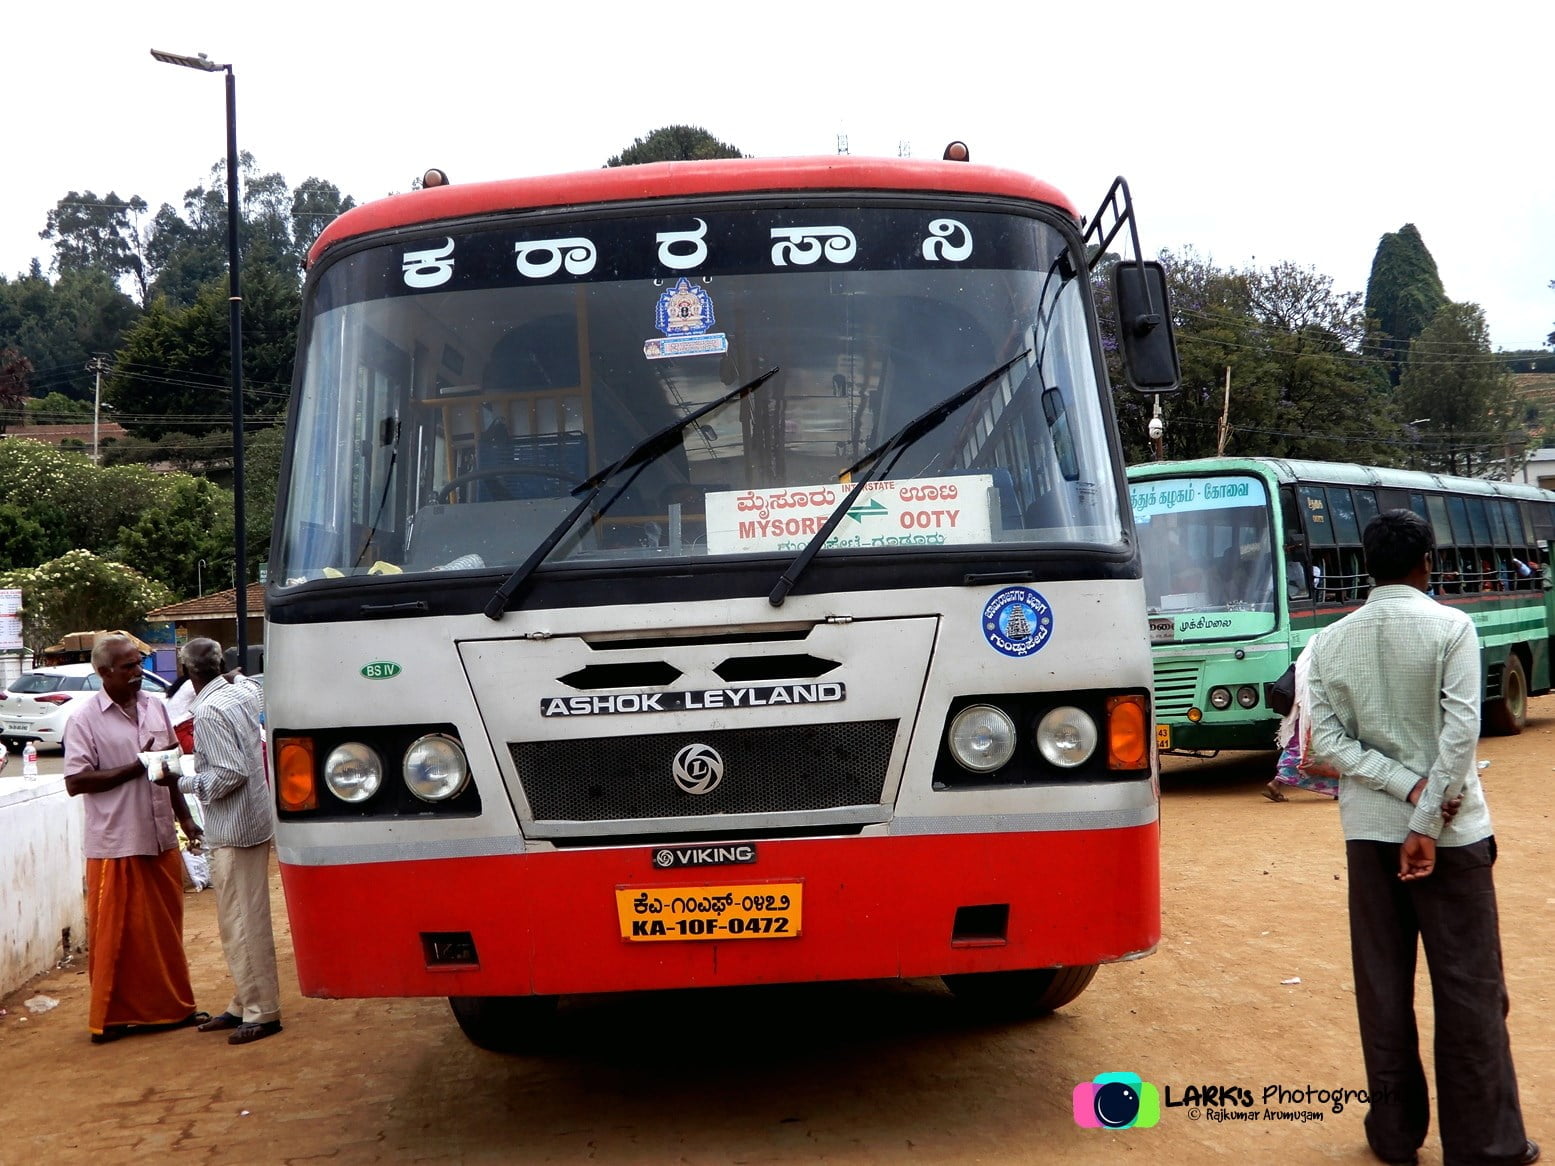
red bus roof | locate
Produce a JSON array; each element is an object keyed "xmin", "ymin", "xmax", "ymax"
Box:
[{"xmin": 308, "ymin": 156, "xmax": 1081, "ymax": 266}]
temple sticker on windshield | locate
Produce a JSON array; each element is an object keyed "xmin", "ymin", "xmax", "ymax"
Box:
[{"xmin": 644, "ymin": 278, "xmax": 728, "ymax": 360}]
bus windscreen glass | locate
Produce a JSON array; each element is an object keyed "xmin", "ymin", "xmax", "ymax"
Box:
[
  {"xmin": 275, "ymin": 207, "xmax": 1123, "ymax": 584},
  {"xmin": 1129, "ymin": 474, "xmax": 1276, "ymax": 640}
]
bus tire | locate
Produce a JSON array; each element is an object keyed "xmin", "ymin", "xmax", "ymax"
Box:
[
  {"xmin": 448, "ymin": 994, "xmax": 560, "ymax": 1054},
  {"xmin": 942, "ymin": 964, "xmax": 1099, "ymax": 1018},
  {"xmin": 1486, "ymin": 653, "xmax": 1528, "ymax": 736}
]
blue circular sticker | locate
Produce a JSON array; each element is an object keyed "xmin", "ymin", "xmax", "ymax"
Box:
[{"xmin": 982, "ymin": 587, "xmax": 1054, "ymax": 657}]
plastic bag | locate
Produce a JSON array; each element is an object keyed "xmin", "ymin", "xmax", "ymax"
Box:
[{"xmin": 183, "ymin": 849, "xmax": 211, "ymax": 891}]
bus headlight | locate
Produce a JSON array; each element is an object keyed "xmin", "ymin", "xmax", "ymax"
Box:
[
  {"xmin": 1035, "ymin": 706, "xmax": 1098, "ymax": 768},
  {"xmin": 404, "ymin": 734, "xmax": 470, "ymax": 802},
  {"xmin": 323, "ymin": 742, "xmax": 383, "ymax": 803},
  {"xmin": 1208, "ymin": 687, "xmax": 1233, "ymax": 711},
  {"xmin": 1236, "ymin": 685, "xmax": 1260, "ymax": 709},
  {"xmin": 948, "ymin": 705, "xmax": 1017, "ymax": 773}
]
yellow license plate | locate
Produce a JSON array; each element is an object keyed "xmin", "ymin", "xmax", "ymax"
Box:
[
  {"xmin": 616, "ymin": 882, "xmax": 803, "ymax": 942},
  {"xmin": 1156, "ymin": 723, "xmax": 1172, "ymax": 750}
]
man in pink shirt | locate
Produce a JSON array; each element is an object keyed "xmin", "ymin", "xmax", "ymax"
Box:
[{"xmin": 64, "ymin": 634, "xmax": 208, "ymax": 1043}]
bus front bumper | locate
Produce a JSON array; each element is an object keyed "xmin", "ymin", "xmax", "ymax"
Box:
[{"xmin": 278, "ymin": 825, "xmax": 1160, "ymax": 999}]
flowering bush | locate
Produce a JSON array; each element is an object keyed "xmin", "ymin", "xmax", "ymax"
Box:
[{"xmin": 0, "ymin": 549, "xmax": 172, "ymax": 653}]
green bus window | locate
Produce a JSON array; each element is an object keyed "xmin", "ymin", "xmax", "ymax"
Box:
[
  {"xmin": 1491, "ymin": 499, "xmax": 1515, "ymax": 548},
  {"xmin": 1446, "ymin": 496, "xmax": 1473, "ymax": 546},
  {"xmin": 1426, "ymin": 495, "xmax": 1454, "ymax": 549},
  {"xmin": 1329, "ymin": 487, "xmax": 1361, "ymax": 545},
  {"xmin": 1465, "ymin": 497, "xmax": 1493, "ymax": 546},
  {"xmin": 1299, "ymin": 486, "xmax": 1333, "ymax": 545},
  {"xmin": 1354, "ymin": 489, "xmax": 1379, "ymax": 533},
  {"xmin": 1279, "ymin": 486, "xmax": 1303, "ymax": 538},
  {"xmin": 1518, "ymin": 501, "xmax": 1537, "ymax": 544}
]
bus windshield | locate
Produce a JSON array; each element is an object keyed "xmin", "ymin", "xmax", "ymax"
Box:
[
  {"xmin": 275, "ymin": 205, "xmax": 1122, "ymax": 584},
  {"xmin": 1130, "ymin": 473, "xmax": 1277, "ymax": 638}
]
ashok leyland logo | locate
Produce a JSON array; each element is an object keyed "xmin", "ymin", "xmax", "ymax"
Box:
[
  {"xmin": 672, "ymin": 743, "xmax": 724, "ymax": 794},
  {"xmin": 1073, "ymin": 1072, "xmax": 1161, "ymax": 1129}
]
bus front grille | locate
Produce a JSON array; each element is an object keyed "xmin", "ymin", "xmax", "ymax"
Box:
[
  {"xmin": 1152, "ymin": 661, "xmax": 1202, "ymax": 716},
  {"xmin": 510, "ymin": 720, "xmax": 898, "ymax": 824}
]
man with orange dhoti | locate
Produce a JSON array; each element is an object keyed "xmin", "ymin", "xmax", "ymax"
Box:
[{"xmin": 64, "ymin": 634, "xmax": 208, "ymax": 1043}]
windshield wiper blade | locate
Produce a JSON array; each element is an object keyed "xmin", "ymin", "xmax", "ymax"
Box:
[
  {"xmin": 768, "ymin": 349, "xmax": 1029, "ymax": 608},
  {"xmin": 483, "ymin": 366, "xmax": 779, "ymax": 620}
]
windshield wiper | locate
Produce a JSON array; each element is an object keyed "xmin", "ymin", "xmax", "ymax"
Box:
[
  {"xmin": 483, "ymin": 366, "xmax": 779, "ymax": 620},
  {"xmin": 767, "ymin": 350, "xmax": 1030, "ymax": 607}
]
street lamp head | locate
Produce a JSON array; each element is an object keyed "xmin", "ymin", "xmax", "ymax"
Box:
[{"xmin": 150, "ymin": 48, "xmax": 226, "ymax": 72}]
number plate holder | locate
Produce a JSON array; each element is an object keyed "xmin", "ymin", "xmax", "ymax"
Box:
[{"xmin": 615, "ymin": 882, "xmax": 803, "ymax": 942}]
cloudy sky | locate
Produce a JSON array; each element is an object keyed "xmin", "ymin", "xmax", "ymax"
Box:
[{"xmin": 5, "ymin": 1, "xmax": 1551, "ymax": 351}]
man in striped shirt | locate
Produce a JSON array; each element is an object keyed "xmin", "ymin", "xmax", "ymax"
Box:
[
  {"xmin": 156, "ymin": 637, "xmax": 282, "ymax": 1045},
  {"xmin": 1308, "ymin": 510, "xmax": 1536, "ymax": 1166}
]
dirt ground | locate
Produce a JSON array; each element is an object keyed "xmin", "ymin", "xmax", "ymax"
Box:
[{"xmin": 3, "ymin": 699, "xmax": 1552, "ymax": 1166}]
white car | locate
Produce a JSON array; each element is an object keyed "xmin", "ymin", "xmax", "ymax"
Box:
[{"xmin": 0, "ymin": 663, "xmax": 170, "ymax": 751}]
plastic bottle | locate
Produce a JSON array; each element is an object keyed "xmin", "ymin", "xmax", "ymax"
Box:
[{"xmin": 22, "ymin": 741, "xmax": 38, "ymax": 779}]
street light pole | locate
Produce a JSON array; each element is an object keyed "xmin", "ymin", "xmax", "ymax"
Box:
[{"xmin": 151, "ymin": 48, "xmax": 247, "ymax": 668}]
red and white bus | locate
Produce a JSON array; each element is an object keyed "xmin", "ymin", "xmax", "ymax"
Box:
[{"xmin": 267, "ymin": 151, "xmax": 1178, "ymax": 1050}]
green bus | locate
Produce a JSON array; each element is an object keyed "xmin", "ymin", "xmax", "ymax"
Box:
[{"xmin": 1126, "ymin": 457, "xmax": 1555, "ymax": 753}]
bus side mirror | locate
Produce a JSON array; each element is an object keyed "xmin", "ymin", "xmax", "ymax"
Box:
[{"xmin": 1112, "ymin": 260, "xmax": 1180, "ymax": 393}]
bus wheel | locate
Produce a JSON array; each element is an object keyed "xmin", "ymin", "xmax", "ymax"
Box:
[
  {"xmin": 942, "ymin": 965, "xmax": 1099, "ymax": 1018},
  {"xmin": 1486, "ymin": 654, "xmax": 1528, "ymax": 736},
  {"xmin": 448, "ymin": 995, "xmax": 560, "ymax": 1054}
]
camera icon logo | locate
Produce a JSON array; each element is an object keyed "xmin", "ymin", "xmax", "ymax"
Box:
[{"xmin": 1072, "ymin": 1072, "xmax": 1160, "ymax": 1129}]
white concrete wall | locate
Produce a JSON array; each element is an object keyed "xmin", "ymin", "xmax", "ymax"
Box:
[
  {"xmin": 0, "ymin": 775, "xmax": 85, "ymax": 996},
  {"xmin": 1519, "ymin": 447, "xmax": 1555, "ymax": 492}
]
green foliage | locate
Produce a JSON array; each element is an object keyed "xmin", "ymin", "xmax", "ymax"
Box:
[
  {"xmin": 0, "ymin": 346, "xmax": 30, "ymax": 433},
  {"xmin": 1111, "ymin": 250, "xmax": 1398, "ymax": 465},
  {"xmin": 0, "ymin": 438, "xmax": 172, "ymax": 556},
  {"xmin": 108, "ymin": 263, "xmax": 296, "ymax": 443},
  {"xmin": 291, "ymin": 178, "xmax": 356, "ymax": 258},
  {"xmin": 39, "ymin": 190, "xmax": 149, "ymax": 302},
  {"xmin": 1398, "ymin": 302, "xmax": 1526, "ymax": 478},
  {"xmin": 115, "ymin": 476, "xmax": 233, "ymax": 599},
  {"xmin": 0, "ymin": 503, "xmax": 69, "ymax": 570},
  {"xmin": 1364, "ymin": 224, "xmax": 1447, "ymax": 384},
  {"xmin": 0, "ymin": 549, "xmax": 172, "ymax": 654},
  {"xmin": 24, "ymin": 391, "xmax": 90, "ymax": 419},
  {"xmin": 606, "ymin": 126, "xmax": 746, "ymax": 167},
  {"xmin": 0, "ymin": 268, "xmax": 140, "ymax": 401},
  {"xmin": 243, "ymin": 421, "xmax": 287, "ymax": 571}
]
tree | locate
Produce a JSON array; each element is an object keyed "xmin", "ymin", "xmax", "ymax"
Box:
[
  {"xmin": 1107, "ymin": 250, "xmax": 1395, "ymax": 465},
  {"xmin": 0, "ymin": 347, "xmax": 30, "ymax": 434},
  {"xmin": 1364, "ymin": 224, "xmax": 1447, "ymax": 384},
  {"xmin": 39, "ymin": 190, "xmax": 149, "ymax": 302},
  {"xmin": 0, "ymin": 502, "xmax": 70, "ymax": 571},
  {"xmin": 605, "ymin": 126, "xmax": 745, "ymax": 167},
  {"xmin": 0, "ymin": 268, "xmax": 140, "ymax": 402},
  {"xmin": 0, "ymin": 550, "xmax": 171, "ymax": 654},
  {"xmin": 1398, "ymin": 302, "xmax": 1525, "ymax": 478},
  {"xmin": 291, "ymin": 178, "xmax": 356, "ymax": 258},
  {"xmin": 0, "ymin": 438, "xmax": 167, "ymax": 557},
  {"xmin": 24, "ymin": 391, "xmax": 90, "ymax": 420},
  {"xmin": 115, "ymin": 476, "xmax": 233, "ymax": 599},
  {"xmin": 108, "ymin": 263, "xmax": 297, "ymax": 443},
  {"xmin": 242, "ymin": 421, "xmax": 287, "ymax": 573}
]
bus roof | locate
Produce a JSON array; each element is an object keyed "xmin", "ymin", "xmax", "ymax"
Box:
[
  {"xmin": 1128, "ymin": 456, "xmax": 1555, "ymax": 504},
  {"xmin": 307, "ymin": 156, "xmax": 1081, "ymax": 267}
]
